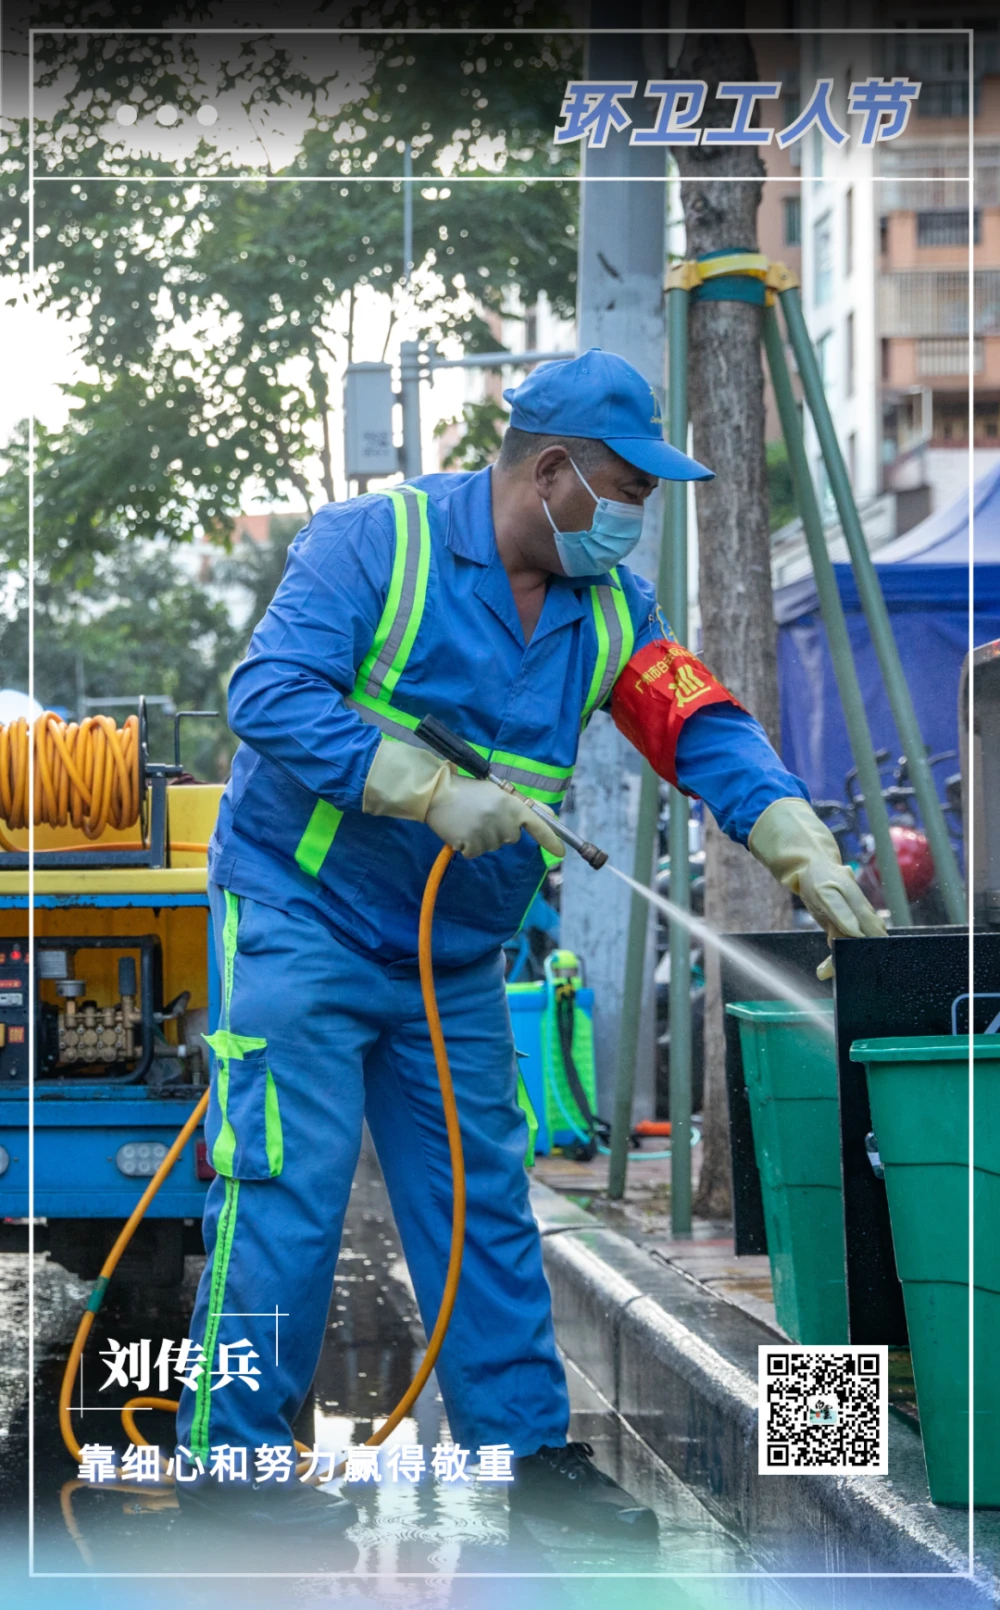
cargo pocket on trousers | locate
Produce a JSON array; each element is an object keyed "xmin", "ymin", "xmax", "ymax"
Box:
[{"xmin": 203, "ymin": 1029, "xmax": 283, "ymax": 1180}]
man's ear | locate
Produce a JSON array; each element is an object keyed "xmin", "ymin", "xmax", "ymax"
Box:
[{"xmin": 532, "ymin": 444, "xmax": 569, "ymax": 498}]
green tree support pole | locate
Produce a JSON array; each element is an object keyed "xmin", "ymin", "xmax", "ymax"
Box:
[
  {"xmin": 666, "ymin": 282, "xmax": 692, "ymax": 1236},
  {"xmin": 779, "ymin": 287, "xmax": 966, "ymax": 924},
  {"xmin": 608, "ymin": 283, "xmax": 693, "ymax": 1208},
  {"xmin": 608, "ymin": 753, "xmax": 660, "ymax": 1199},
  {"xmin": 762, "ymin": 306, "xmax": 912, "ymax": 928}
]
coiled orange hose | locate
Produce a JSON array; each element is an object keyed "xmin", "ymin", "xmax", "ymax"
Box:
[
  {"xmin": 0, "ymin": 713, "xmax": 210, "ymax": 856},
  {"xmin": 0, "ymin": 713, "xmax": 140, "ymax": 839}
]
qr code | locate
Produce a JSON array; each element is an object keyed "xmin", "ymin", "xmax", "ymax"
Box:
[{"xmin": 758, "ymin": 1345, "xmax": 888, "ymax": 1474}]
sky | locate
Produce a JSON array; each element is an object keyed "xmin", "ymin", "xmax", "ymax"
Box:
[{"xmin": 0, "ymin": 291, "xmax": 89, "ymax": 442}]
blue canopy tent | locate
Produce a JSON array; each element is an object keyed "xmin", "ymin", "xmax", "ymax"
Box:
[{"xmin": 775, "ymin": 462, "xmax": 1000, "ymax": 807}]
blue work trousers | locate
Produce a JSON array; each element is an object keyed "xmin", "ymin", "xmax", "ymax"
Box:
[{"xmin": 175, "ymin": 884, "xmax": 570, "ymax": 1461}]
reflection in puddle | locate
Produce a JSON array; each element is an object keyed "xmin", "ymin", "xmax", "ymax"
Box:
[{"xmin": 2, "ymin": 1145, "xmax": 790, "ymax": 1605}]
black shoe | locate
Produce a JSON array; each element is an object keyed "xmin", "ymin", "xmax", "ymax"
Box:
[
  {"xmin": 508, "ymin": 1441, "xmax": 658, "ymax": 1541},
  {"xmin": 176, "ymin": 1476, "xmax": 358, "ymax": 1535}
]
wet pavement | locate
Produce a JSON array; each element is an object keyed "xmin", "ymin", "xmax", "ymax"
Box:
[
  {"xmin": 0, "ymin": 1149, "xmax": 986, "ymax": 1610},
  {"xmin": 532, "ymin": 1142, "xmax": 787, "ymax": 1333}
]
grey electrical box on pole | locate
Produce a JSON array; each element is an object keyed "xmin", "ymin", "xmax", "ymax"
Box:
[
  {"xmin": 344, "ymin": 362, "xmax": 398, "ymax": 479},
  {"xmin": 559, "ymin": 9, "xmax": 667, "ymax": 1127}
]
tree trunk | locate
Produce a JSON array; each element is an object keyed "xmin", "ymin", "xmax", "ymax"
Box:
[
  {"xmin": 314, "ymin": 356, "xmax": 336, "ymax": 506},
  {"xmin": 672, "ymin": 21, "xmax": 791, "ymax": 1220}
]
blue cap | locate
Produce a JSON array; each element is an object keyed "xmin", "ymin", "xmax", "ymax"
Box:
[{"xmin": 503, "ymin": 348, "xmax": 714, "ymax": 482}]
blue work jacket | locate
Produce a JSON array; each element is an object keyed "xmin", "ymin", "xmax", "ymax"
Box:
[{"xmin": 210, "ymin": 467, "xmax": 806, "ymax": 966}]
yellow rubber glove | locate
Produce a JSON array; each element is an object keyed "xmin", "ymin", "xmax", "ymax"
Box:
[
  {"xmin": 748, "ymin": 796, "xmax": 887, "ymax": 980},
  {"xmin": 362, "ymin": 739, "xmax": 565, "ymax": 860}
]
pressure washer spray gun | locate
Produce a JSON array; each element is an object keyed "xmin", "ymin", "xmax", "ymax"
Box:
[{"xmin": 415, "ymin": 715, "xmax": 608, "ymax": 869}]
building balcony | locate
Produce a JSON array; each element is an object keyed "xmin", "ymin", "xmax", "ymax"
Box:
[
  {"xmin": 880, "ymin": 206, "xmax": 999, "ymax": 271},
  {"xmin": 878, "ymin": 270, "xmax": 1000, "ymax": 339},
  {"xmin": 917, "ymin": 337, "xmax": 985, "ymax": 377},
  {"xmin": 882, "ymin": 335, "xmax": 997, "ymax": 390}
]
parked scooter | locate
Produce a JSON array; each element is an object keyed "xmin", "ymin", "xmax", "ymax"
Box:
[{"xmin": 813, "ymin": 749, "xmax": 963, "ymax": 925}]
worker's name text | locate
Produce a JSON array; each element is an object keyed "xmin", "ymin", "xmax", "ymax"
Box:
[{"xmin": 99, "ymin": 1336, "xmax": 259, "ymax": 1393}]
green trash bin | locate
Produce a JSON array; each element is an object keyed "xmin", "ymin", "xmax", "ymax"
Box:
[
  {"xmin": 850, "ymin": 1034, "xmax": 1000, "ymax": 1506},
  {"xmin": 727, "ymin": 1001, "xmax": 848, "ymax": 1343}
]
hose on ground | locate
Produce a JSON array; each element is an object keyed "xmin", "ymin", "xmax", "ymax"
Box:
[{"xmin": 58, "ymin": 844, "xmax": 465, "ymax": 1483}]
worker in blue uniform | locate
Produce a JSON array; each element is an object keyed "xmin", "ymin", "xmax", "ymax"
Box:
[{"xmin": 177, "ymin": 349, "xmax": 885, "ymax": 1537}]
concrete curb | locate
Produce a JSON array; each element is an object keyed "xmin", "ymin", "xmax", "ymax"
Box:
[{"xmin": 532, "ymin": 1181, "xmax": 996, "ymax": 1602}]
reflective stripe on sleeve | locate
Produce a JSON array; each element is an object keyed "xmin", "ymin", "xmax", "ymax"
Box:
[
  {"xmin": 356, "ymin": 487, "xmax": 431, "ymax": 700},
  {"xmin": 294, "ymin": 798, "xmax": 344, "ymax": 877},
  {"xmin": 347, "ymin": 692, "xmax": 422, "ymax": 745},
  {"xmin": 348, "ymin": 692, "xmax": 572, "ymax": 805},
  {"xmin": 582, "ymin": 568, "xmax": 635, "ymax": 724}
]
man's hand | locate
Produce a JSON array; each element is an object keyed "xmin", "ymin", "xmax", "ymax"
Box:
[
  {"xmin": 362, "ymin": 739, "xmax": 565, "ymax": 860},
  {"xmin": 748, "ymin": 796, "xmax": 886, "ymax": 979}
]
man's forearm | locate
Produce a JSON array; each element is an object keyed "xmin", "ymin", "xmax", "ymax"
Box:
[
  {"xmin": 674, "ymin": 703, "xmax": 809, "ymax": 845},
  {"xmin": 228, "ymin": 653, "xmax": 381, "ymax": 809}
]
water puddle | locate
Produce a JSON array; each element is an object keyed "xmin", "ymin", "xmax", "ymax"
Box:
[{"xmin": 2, "ymin": 1151, "xmax": 818, "ymax": 1606}]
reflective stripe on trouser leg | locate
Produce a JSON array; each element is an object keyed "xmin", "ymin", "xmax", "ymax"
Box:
[
  {"xmin": 189, "ymin": 1177, "xmax": 240, "ymax": 1463},
  {"xmin": 186, "ymin": 888, "xmax": 242, "ymax": 1459},
  {"xmin": 182, "ymin": 889, "xmax": 239, "ymax": 1459}
]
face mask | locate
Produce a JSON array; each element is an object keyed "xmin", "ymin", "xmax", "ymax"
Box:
[{"xmin": 542, "ymin": 459, "xmax": 645, "ymax": 578}]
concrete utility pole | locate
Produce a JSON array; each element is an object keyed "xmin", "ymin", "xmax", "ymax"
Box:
[{"xmin": 559, "ymin": 9, "xmax": 667, "ymax": 1124}]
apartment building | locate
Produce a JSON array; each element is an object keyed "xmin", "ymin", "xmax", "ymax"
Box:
[
  {"xmin": 878, "ymin": 55, "xmax": 999, "ymax": 517},
  {"xmin": 798, "ymin": 22, "xmax": 999, "ymax": 535}
]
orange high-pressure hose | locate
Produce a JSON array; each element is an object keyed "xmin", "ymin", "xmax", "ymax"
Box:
[
  {"xmin": 59, "ymin": 845, "xmax": 465, "ymax": 1476},
  {"xmin": 0, "ymin": 712, "xmax": 208, "ymax": 855},
  {"xmin": 58, "ymin": 1089, "xmax": 209, "ymax": 1465},
  {"xmin": 1, "ymin": 713, "xmax": 140, "ymax": 838}
]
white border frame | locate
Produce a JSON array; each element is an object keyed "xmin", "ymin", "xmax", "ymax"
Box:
[{"xmin": 21, "ymin": 20, "xmax": 978, "ymax": 1585}]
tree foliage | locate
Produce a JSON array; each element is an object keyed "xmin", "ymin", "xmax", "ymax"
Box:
[
  {"xmin": 434, "ymin": 396, "xmax": 507, "ymax": 471},
  {"xmin": 0, "ymin": 423, "xmax": 307, "ymax": 777},
  {"xmin": 2, "ymin": 8, "xmax": 581, "ymax": 558}
]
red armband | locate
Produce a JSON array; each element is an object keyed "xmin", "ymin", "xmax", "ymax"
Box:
[{"xmin": 611, "ymin": 639, "xmax": 743, "ymax": 790}]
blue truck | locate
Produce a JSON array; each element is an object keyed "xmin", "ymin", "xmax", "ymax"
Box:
[{"xmin": 0, "ymin": 769, "xmax": 221, "ymax": 1288}]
